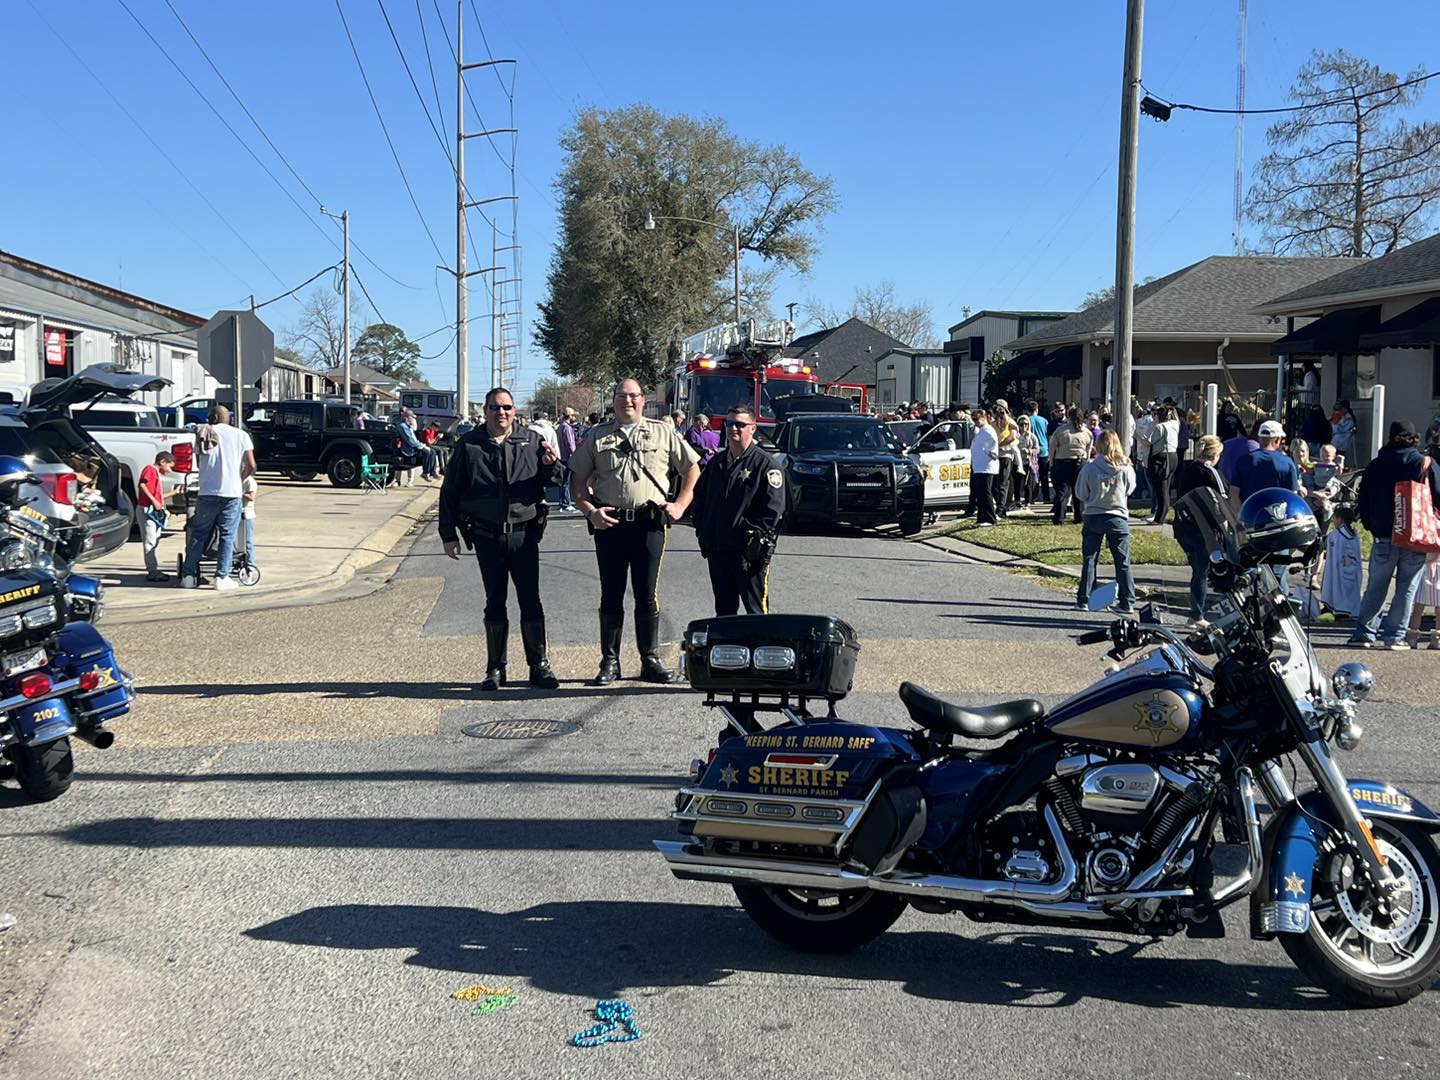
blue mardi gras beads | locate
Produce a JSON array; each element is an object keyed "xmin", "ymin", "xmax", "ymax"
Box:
[{"xmin": 571, "ymin": 999, "xmax": 642, "ymax": 1048}]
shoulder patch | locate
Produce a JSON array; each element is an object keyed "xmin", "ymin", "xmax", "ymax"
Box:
[{"xmin": 767, "ymin": 469, "xmax": 783, "ymax": 489}]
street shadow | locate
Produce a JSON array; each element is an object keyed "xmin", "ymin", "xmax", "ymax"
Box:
[
  {"xmin": 242, "ymin": 899, "xmax": 1342, "ymax": 1011},
  {"xmin": 38, "ymin": 814, "xmax": 669, "ymax": 852},
  {"xmin": 79, "ymin": 768, "xmax": 682, "ymax": 788},
  {"xmin": 938, "ymin": 613, "xmax": 1097, "ymax": 632},
  {"xmin": 857, "ymin": 596, "xmax": 1080, "ymax": 610},
  {"xmin": 136, "ymin": 681, "xmax": 694, "ymax": 701}
]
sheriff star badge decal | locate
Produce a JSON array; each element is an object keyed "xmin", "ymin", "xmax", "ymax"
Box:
[{"xmin": 718, "ymin": 764, "xmax": 739, "ymax": 789}]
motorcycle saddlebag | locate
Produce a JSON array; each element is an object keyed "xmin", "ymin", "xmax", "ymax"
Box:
[
  {"xmin": 682, "ymin": 614, "xmax": 859, "ymax": 699},
  {"xmin": 678, "ymin": 721, "xmax": 920, "ymax": 850},
  {"xmin": 52, "ymin": 622, "xmax": 132, "ymax": 724}
]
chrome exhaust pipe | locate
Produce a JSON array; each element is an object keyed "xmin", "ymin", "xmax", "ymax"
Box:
[
  {"xmin": 73, "ymin": 726, "xmax": 115, "ymax": 750},
  {"xmin": 655, "ymin": 805, "xmax": 1081, "ymax": 908},
  {"xmin": 867, "ymin": 805, "xmax": 1077, "ymax": 905}
]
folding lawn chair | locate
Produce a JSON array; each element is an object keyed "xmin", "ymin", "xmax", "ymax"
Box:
[{"xmin": 360, "ymin": 455, "xmax": 391, "ymax": 493}]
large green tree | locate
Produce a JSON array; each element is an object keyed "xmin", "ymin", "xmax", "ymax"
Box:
[
  {"xmin": 1247, "ymin": 49, "xmax": 1440, "ymax": 256},
  {"xmin": 352, "ymin": 322, "xmax": 422, "ymax": 382},
  {"xmin": 535, "ymin": 105, "xmax": 837, "ymax": 387}
]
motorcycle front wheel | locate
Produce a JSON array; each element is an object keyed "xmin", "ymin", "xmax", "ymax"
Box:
[
  {"xmin": 733, "ymin": 884, "xmax": 906, "ymax": 953},
  {"xmin": 1281, "ymin": 818, "xmax": 1440, "ymax": 1006},
  {"xmin": 11, "ymin": 738, "xmax": 74, "ymax": 802}
]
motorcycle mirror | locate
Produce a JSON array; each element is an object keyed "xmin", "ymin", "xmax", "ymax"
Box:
[{"xmin": 1088, "ymin": 582, "xmax": 1118, "ymax": 612}]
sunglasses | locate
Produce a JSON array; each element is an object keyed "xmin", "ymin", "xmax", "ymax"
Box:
[
  {"xmin": 486, "ymin": 403, "xmax": 515, "ymax": 412},
  {"xmin": 723, "ymin": 419, "xmax": 753, "ymax": 429}
]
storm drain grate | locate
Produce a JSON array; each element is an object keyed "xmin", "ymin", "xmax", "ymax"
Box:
[{"xmin": 462, "ymin": 719, "xmax": 579, "ymax": 740}]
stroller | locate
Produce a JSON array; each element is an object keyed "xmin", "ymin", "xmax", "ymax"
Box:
[{"xmin": 174, "ymin": 472, "xmax": 261, "ymax": 586}]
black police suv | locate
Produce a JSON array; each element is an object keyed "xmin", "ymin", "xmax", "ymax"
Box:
[{"xmin": 770, "ymin": 413, "xmax": 924, "ymax": 535}]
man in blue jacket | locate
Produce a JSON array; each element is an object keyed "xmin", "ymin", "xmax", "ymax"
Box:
[{"xmin": 1348, "ymin": 420, "xmax": 1440, "ymax": 648}]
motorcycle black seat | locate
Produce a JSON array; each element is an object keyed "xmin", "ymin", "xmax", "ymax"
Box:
[{"xmin": 897, "ymin": 682, "xmax": 1045, "ymax": 740}]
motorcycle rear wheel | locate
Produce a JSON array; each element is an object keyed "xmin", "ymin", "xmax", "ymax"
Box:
[
  {"xmin": 1281, "ymin": 818, "xmax": 1440, "ymax": 1006},
  {"xmin": 733, "ymin": 884, "xmax": 906, "ymax": 953},
  {"xmin": 12, "ymin": 738, "xmax": 74, "ymax": 802}
]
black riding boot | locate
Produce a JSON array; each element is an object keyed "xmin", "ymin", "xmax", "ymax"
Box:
[
  {"xmin": 521, "ymin": 618, "xmax": 560, "ymax": 690},
  {"xmin": 635, "ymin": 610, "xmax": 674, "ymax": 684},
  {"xmin": 593, "ymin": 612, "xmax": 623, "ymax": 685},
  {"xmin": 480, "ymin": 619, "xmax": 508, "ymax": 691}
]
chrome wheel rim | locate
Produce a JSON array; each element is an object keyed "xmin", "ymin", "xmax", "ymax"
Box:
[{"xmin": 1310, "ymin": 827, "xmax": 1439, "ymax": 978}]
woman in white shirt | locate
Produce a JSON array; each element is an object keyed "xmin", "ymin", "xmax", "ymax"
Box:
[
  {"xmin": 1146, "ymin": 405, "xmax": 1181, "ymax": 524},
  {"xmin": 969, "ymin": 407, "xmax": 1001, "ymax": 526}
]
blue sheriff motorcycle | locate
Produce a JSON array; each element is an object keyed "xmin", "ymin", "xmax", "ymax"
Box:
[
  {"xmin": 656, "ymin": 486, "xmax": 1440, "ymax": 1006},
  {"xmin": 0, "ymin": 456, "xmax": 134, "ymax": 802}
]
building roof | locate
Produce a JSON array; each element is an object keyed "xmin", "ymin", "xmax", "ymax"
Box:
[
  {"xmin": 324, "ymin": 362, "xmax": 407, "ymax": 389},
  {"xmin": 946, "ymin": 309, "xmax": 1073, "ymax": 334},
  {"xmin": 1004, "ymin": 255, "xmax": 1363, "ymax": 351},
  {"xmin": 1254, "ymin": 233, "xmax": 1440, "ymax": 314},
  {"xmin": 782, "ymin": 317, "xmax": 911, "ymax": 385},
  {"xmin": 875, "ymin": 347, "xmax": 949, "ymax": 358},
  {"xmin": 0, "ymin": 250, "xmax": 202, "ymax": 346}
]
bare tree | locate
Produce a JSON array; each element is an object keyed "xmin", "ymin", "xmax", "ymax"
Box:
[
  {"xmin": 281, "ymin": 287, "xmax": 356, "ymax": 370},
  {"xmin": 1247, "ymin": 50, "xmax": 1440, "ymax": 257},
  {"xmin": 806, "ymin": 281, "xmax": 935, "ymax": 346}
]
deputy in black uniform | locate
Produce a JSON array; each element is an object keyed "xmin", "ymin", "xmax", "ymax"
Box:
[
  {"xmin": 569, "ymin": 379, "xmax": 700, "ymax": 684},
  {"xmin": 692, "ymin": 404, "xmax": 787, "ymax": 615},
  {"xmin": 439, "ymin": 386, "xmax": 562, "ymax": 691}
]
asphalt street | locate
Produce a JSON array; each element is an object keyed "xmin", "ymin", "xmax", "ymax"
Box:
[{"xmin": 1, "ymin": 513, "xmax": 1438, "ymax": 1079}]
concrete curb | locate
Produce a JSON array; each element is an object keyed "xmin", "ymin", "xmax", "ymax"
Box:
[{"xmin": 106, "ymin": 485, "xmax": 440, "ymax": 625}]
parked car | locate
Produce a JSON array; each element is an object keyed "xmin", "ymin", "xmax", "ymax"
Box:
[
  {"xmin": 244, "ymin": 399, "xmax": 407, "ymax": 486},
  {"xmin": 0, "ymin": 410, "xmax": 130, "ymax": 563},
  {"xmin": 770, "ymin": 412, "xmax": 925, "ymax": 535},
  {"xmin": 901, "ymin": 420, "xmax": 972, "ymax": 512},
  {"xmin": 157, "ymin": 396, "xmax": 226, "ymax": 428},
  {"xmin": 66, "ymin": 396, "xmax": 194, "ymax": 515}
]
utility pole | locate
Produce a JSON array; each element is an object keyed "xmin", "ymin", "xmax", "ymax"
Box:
[
  {"xmin": 1112, "ymin": 0, "xmax": 1144, "ymax": 452},
  {"xmin": 491, "ymin": 219, "xmax": 500, "ymax": 386},
  {"xmin": 733, "ymin": 225, "xmax": 742, "ymax": 328},
  {"xmin": 321, "ymin": 205, "xmax": 352, "ymax": 405},
  {"xmin": 455, "ymin": 0, "xmax": 468, "ymax": 419},
  {"xmin": 342, "ymin": 209, "xmax": 351, "ymax": 405}
]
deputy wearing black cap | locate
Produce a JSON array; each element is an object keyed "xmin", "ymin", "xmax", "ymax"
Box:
[
  {"xmin": 439, "ymin": 386, "xmax": 563, "ymax": 691},
  {"xmin": 569, "ymin": 379, "xmax": 700, "ymax": 684},
  {"xmin": 692, "ymin": 404, "xmax": 786, "ymax": 614}
]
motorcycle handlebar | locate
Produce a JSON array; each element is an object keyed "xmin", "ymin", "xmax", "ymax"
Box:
[{"xmin": 1076, "ymin": 629, "xmax": 1110, "ymax": 645}]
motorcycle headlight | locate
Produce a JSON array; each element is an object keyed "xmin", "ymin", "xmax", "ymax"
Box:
[
  {"xmin": 1332, "ymin": 662, "xmax": 1374, "ymax": 702},
  {"xmin": 0, "ymin": 539, "xmax": 33, "ymax": 571}
]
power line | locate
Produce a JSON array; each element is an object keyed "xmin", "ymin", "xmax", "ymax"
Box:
[
  {"xmin": 350, "ymin": 265, "xmax": 389, "ymax": 326},
  {"xmin": 1143, "ymin": 67, "xmax": 1440, "ymax": 118},
  {"xmin": 467, "ymin": 0, "xmax": 517, "ymax": 97},
  {"xmin": 376, "ymin": 0, "xmax": 454, "ymax": 170},
  {"xmin": 429, "ymin": 0, "xmax": 515, "ymax": 171},
  {"xmin": 334, "ymin": 0, "xmax": 448, "ymax": 263},
  {"xmin": 415, "ymin": 0, "xmax": 450, "ymax": 147},
  {"xmin": 21, "ymin": 0, "xmax": 287, "ymax": 288},
  {"xmin": 255, "ymin": 263, "xmax": 344, "ymax": 310},
  {"xmin": 160, "ymin": 0, "xmax": 419, "ymax": 292}
]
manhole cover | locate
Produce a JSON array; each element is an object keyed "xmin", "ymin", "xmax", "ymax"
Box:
[{"xmin": 462, "ymin": 719, "xmax": 579, "ymax": 740}]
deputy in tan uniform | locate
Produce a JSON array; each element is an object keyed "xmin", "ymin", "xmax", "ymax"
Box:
[{"xmin": 569, "ymin": 379, "xmax": 701, "ymax": 684}]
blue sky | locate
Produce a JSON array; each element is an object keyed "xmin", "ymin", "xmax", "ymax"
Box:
[{"xmin": 6, "ymin": 1, "xmax": 1438, "ymax": 399}]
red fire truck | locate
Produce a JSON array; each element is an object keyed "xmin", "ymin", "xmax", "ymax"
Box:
[{"xmin": 663, "ymin": 321, "xmax": 819, "ymax": 428}]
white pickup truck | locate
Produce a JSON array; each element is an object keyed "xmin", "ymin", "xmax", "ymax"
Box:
[{"xmin": 66, "ymin": 397, "xmax": 195, "ymax": 516}]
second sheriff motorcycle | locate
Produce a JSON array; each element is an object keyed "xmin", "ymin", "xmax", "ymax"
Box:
[
  {"xmin": 655, "ymin": 485, "xmax": 1440, "ymax": 1006},
  {"xmin": 0, "ymin": 456, "xmax": 134, "ymax": 802}
]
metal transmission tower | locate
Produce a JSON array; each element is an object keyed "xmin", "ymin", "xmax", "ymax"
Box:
[
  {"xmin": 449, "ymin": 0, "xmax": 514, "ymax": 415},
  {"xmin": 1233, "ymin": 0, "xmax": 1248, "ymax": 254}
]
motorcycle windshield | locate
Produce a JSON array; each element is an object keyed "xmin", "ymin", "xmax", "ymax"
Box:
[{"xmin": 1175, "ymin": 487, "xmax": 1242, "ymax": 566}]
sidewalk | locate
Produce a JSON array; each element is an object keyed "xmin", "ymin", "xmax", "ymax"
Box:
[{"xmin": 84, "ymin": 479, "xmax": 439, "ymax": 624}]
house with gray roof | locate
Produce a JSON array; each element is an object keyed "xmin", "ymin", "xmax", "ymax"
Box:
[
  {"xmin": 1254, "ymin": 233, "xmax": 1440, "ymax": 457},
  {"xmin": 783, "ymin": 317, "xmax": 909, "ymax": 395},
  {"xmin": 1004, "ymin": 255, "xmax": 1360, "ymax": 417}
]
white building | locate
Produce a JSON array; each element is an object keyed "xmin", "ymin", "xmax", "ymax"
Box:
[{"xmin": 0, "ymin": 251, "xmax": 218, "ymax": 405}]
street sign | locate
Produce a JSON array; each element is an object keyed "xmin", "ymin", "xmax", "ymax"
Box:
[{"xmin": 198, "ymin": 309, "xmax": 274, "ymax": 386}]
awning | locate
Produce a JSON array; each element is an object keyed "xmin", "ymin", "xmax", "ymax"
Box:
[
  {"xmin": 1037, "ymin": 344, "xmax": 1082, "ymax": 379},
  {"xmin": 1007, "ymin": 349, "xmax": 1046, "ymax": 377},
  {"xmin": 1358, "ymin": 296, "xmax": 1440, "ymax": 350},
  {"xmin": 1269, "ymin": 305, "xmax": 1381, "ymax": 355}
]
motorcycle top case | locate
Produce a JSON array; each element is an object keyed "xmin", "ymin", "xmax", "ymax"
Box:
[{"xmin": 682, "ymin": 614, "xmax": 859, "ymax": 698}]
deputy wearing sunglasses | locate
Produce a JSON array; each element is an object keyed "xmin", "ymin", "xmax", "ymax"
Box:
[
  {"xmin": 691, "ymin": 404, "xmax": 786, "ymax": 614},
  {"xmin": 439, "ymin": 386, "xmax": 563, "ymax": 692},
  {"xmin": 569, "ymin": 379, "xmax": 700, "ymax": 684}
]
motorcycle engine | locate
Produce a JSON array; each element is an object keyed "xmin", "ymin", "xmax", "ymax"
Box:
[{"xmin": 1043, "ymin": 754, "xmax": 1209, "ymax": 894}]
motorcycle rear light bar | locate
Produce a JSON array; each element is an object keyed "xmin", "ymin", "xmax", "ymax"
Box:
[
  {"xmin": 764, "ymin": 753, "xmax": 838, "ymax": 769},
  {"xmin": 752, "ymin": 802, "xmax": 797, "ymax": 819},
  {"xmin": 704, "ymin": 798, "xmax": 747, "ymax": 816},
  {"xmin": 801, "ymin": 806, "xmax": 846, "ymax": 823}
]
